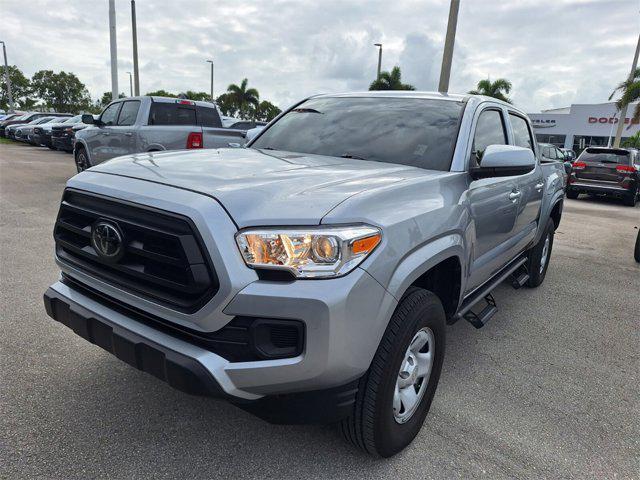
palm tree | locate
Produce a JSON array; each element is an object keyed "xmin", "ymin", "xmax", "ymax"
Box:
[
  {"xmin": 469, "ymin": 78, "xmax": 512, "ymax": 103},
  {"xmin": 609, "ymin": 68, "xmax": 640, "ymax": 126},
  {"xmin": 226, "ymin": 79, "xmax": 259, "ymax": 119},
  {"xmin": 369, "ymin": 66, "xmax": 415, "ymax": 91},
  {"xmin": 254, "ymin": 100, "xmax": 281, "ymax": 122},
  {"xmin": 621, "ymin": 131, "xmax": 640, "ymax": 148}
]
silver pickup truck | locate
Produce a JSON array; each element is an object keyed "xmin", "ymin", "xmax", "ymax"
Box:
[
  {"xmin": 74, "ymin": 96, "xmax": 248, "ymax": 172},
  {"xmin": 45, "ymin": 92, "xmax": 566, "ymax": 457}
]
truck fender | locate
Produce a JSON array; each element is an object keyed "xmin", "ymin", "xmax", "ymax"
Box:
[
  {"xmin": 535, "ymin": 191, "xmax": 564, "ymax": 244},
  {"xmin": 146, "ymin": 144, "xmax": 166, "ymax": 152},
  {"xmin": 73, "ymin": 139, "xmax": 92, "ymax": 165},
  {"xmin": 383, "ymin": 234, "xmax": 466, "ymax": 307}
]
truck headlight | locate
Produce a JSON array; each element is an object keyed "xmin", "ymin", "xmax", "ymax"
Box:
[{"xmin": 235, "ymin": 225, "xmax": 381, "ymax": 278}]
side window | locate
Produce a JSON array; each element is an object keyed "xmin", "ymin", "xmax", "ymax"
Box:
[
  {"xmin": 509, "ymin": 113, "xmax": 534, "ymax": 151},
  {"xmin": 197, "ymin": 106, "xmax": 222, "ymax": 128},
  {"xmin": 148, "ymin": 103, "xmax": 197, "ymax": 125},
  {"xmin": 117, "ymin": 101, "xmax": 141, "ymax": 126},
  {"xmin": 472, "ymin": 109, "xmax": 507, "ymax": 164},
  {"xmin": 100, "ymin": 103, "xmax": 122, "ymax": 126}
]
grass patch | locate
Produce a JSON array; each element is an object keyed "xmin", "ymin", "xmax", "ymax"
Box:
[{"xmin": 0, "ymin": 137, "xmax": 15, "ymax": 144}]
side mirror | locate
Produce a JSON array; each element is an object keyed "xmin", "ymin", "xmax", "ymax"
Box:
[
  {"xmin": 81, "ymin": 114, "xmax": 95, "ymax": 125},
  {"xmin": 244, "ymin": 126, "xmax": 264, "ymax": 143},
  {"xmin": 471, "ymin": 144, "xmax": 536, "ymax": 179}
]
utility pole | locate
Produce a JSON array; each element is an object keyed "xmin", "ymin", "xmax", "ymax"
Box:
[
  {"xmin": 374, "ymin": 43, "xmax": 382, "ymax": 79},
  {"xmin": 438, "ymin": 0, "xmax": 460, "ymax": 94},
  {"xmin": 127, "ymin": 72, "xmax": 133, "ymax": 96},
  {"xmin": 613, "ymin": 32, "xmax": 640, "ymax": 148},
  {"xmin": 0, "ymin": 41, "xmax": 14, "ymax": 112},
  {"xmin": 131, "ymin": 0, "xmax": 140, "ymax": 96},
  {"xmin": 109, "ymin": 0, "xmax": 119, "ymax": 101},
  {"xmin": 206, "ymin": 59, "xmax": 214, "ymax": 102}
]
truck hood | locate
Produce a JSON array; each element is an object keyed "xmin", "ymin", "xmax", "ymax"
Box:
[{"xmin": 90, "ymin": 148, "xmax": 443, "ymax": 227}]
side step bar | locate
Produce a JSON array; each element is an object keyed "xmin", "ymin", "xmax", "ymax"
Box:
[{"xmin": 456, "ymin": 256, "xmax": 528, "ymax": 328}]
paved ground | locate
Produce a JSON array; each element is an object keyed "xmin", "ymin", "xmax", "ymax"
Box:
[{"xmin": 1, "ymin": 141, "xmax": 638, "ymax": 479}]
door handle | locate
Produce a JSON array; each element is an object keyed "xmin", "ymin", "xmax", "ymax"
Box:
[
  {"xmin": 124, "ymin": 132, "xmax": 133, "ymax": 136},
  {"xmin": 101, "ymin": 132, "xmax": 110, "ymax": 136},
  {"xmin": 509, "ymin": 191, "xmax": 522, "ymax": 202},
  {"xmin": 535, "ymin": 182, "xmax": 544, "ymax": 190}
]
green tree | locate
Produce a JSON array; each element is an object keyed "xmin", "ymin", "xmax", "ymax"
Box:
[
  {"xmin": 181, "ymin": 91, "xmax": 212, "ymax": 102},
  {"xmin": 0, "ymin": 65, "xmax": 33, "ymax": 110},
  {"xmin": 621, "ymin": 131, "xmax": 640, "ymax": 148},
  {"xmin": 609, "ymin": 68, "xmax": 640, "ymax": 125},
  {"xmin": 30, "ymin": 70, "xmax": 92, "ymax": 113},
  {"xmin": 144, "ymin": 89, "xmax": 177, "ymax": 98},
  {"xmin": 226, "ymin": 78, "xmax": 260, "ymax": 119},
  {"xmin": 469, "ymin": 78, "xmax": 513, "ymax": 103},
  {"xmin": 99, "ymin": 91, "xmax": 126, "ymax": 107},
  {"xmin": 369, "ymin": 66, "xmax": 415, "ymax": 91},
  {"xmin": 253, "ymin": 100, "xmax": 281, "ymax": 122},
  {"xmin": 215, "ymin": 93, "xmax": 237, "ymax": 117}
]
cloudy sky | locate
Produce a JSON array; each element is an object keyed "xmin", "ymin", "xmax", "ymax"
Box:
[{"xmin": 2, "ymin": 0, "xmax": 638, "ymax": 112}]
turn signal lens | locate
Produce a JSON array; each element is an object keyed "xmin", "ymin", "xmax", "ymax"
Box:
[{"xmin": 236, "ymin": 225, "xmax": 381, "ymax": 278}]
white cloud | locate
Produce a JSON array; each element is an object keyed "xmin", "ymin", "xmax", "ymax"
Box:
[{"xmin": 0, "ymin": 0, "xmax": 636, "ymax": 112}]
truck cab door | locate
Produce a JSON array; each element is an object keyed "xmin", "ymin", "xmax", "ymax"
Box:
[
  {"xmin": 465, "ymin": 107, "xmax": 520, "ymax": 294},
  {"xmin": 108, "ymin": 100, "xmax": 141, "ymax": 159},
  {"xmin": 508, "ymin": 113, "xmax": 544, "ymax": 250},
  {"xmin": 90, "ymin": 102, "xmax": 122, "ymax": 164}
]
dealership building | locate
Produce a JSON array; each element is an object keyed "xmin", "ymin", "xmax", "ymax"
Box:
[{"xmin": 528, "ymin": 102, "xmax": 640, "ymax": 153}]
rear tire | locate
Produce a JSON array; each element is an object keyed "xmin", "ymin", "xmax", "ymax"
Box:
[
  {"xmin": 623, "ymin": 189, "xmax": 638, "ymax": 207},
  {"xmin": 341, "ymin": 287, "xmax": 446, "ymax": 457},
  {"xmin": 566, "ymin": 189, "xmax": 579, "ymax": 200},
  {"xmin": 526, "ymin": 217, "xmax": 555, "ymax": 287},
  {"xmin": 634, "ymin": 230, "xmax": 640, "ymax": 263}
]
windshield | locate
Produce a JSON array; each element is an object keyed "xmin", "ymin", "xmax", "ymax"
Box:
[
  {"xmin": 63, "ymin": 115, "xmax": 81, "ymax": 123},
  {"xmin": 251, "ymin": 97, "xmax": 465, "ymax": 171}
]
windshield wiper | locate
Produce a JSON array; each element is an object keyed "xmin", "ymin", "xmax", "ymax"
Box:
[
  {"xmin": 291, "ymin": 108, "xmax": 323, "ymax": 114},
  {"xmin": 340, "ymin": 153, "xmax": 367, "ymax": 160}
]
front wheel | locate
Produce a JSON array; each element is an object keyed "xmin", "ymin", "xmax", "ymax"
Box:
[
  {"xmin": 526, "ymin": 217, "xmax": 555, "ymax": 287},
  {"xmin": 75, "ymin": 148, "xmax": 90, "ymax": 173},
  {"xmin": 341, "ymin": 287, "xmax": 446, "ymax": 457}
]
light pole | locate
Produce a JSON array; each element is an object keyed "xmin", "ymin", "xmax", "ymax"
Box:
[
  {"xmin": 374, "ymin": 43, "xmax": 382, "ymax": 80},
  {"xmin": 127, "ymin": 72, "xmax": 133, "ymax": 97},
  {"xmin": 206, "ymin": 59, "xmax": 214, "ymax": 102},
  {"xmin": 438, "ymin": 0, "xmax": 460, "ymax": 93},
  {"xmin": 108, "ymin": 0, "xmax": 119, "ymax": 101},
  {"xmin": 131, "ymin": 0, "xmax": 140, "ymax": 96},
  {"xmin": 0, "ymin": 41, "xmax": 15, "ymax": 112}
]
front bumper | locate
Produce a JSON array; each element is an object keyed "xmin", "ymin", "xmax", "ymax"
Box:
[{"xmin": 52, "ymin": 136, "xmax": 73, "ymax": 151}]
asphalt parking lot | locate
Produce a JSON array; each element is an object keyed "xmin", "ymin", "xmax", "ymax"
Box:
[{"xmin": 1, "ymin": 141, "xmax": 638, "ymax": 479}]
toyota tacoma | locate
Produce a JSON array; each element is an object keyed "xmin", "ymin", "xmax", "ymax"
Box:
[{"xmin": 44, "ymin": 92, "xmax": 566, "ymax": 457}]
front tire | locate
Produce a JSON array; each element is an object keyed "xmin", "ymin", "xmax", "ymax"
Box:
[
  {"xmin": 341, "ymin": 287, "xmax": 446, "ymax": 457},
  {"xmin": 75, "ymin": 147, "xmax": 90, "ymax": 173},
  {"xmin": 526, "ymin": 217, "xmax": 555, "ymax": 287}
]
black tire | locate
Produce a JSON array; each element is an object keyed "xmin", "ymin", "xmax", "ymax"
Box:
[
  {"xmin": 526, "ymin": 217, "xmax": 555, "ymax": 287},
  {"xmin": 48, "ymin": 145, "xmax": 57, "ymax": 150},
  {"xmin": 341, "ymin": 287, "xmax": 446, "ymax": 457},
  {"xmin": 634, "ymin": 230, "xmax": 640, "ymax": 263},
  {"xmin": 75, "ymin": 147, "xmax": 89, "ymax": 173},
  {"xmin": 623, "ymin": 189, "xmax": 638, "ymax": 207},
  {"xmin": 566, "ymin": 189, "xmax": 579, "ymax": 200}
]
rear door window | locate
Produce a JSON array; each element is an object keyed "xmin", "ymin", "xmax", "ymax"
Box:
[
  {"xmin": 149, "ymin": 103, "xmax": 197, "ymax": 125},
  {"xmin": 100, "ymin": 102, "xmax": 122, "ymax": 126},
  {"xmin": 117, "ymin": 101, "xmax": 141, "ymax": 126},
  {"xmin": 196, "ymin": 106, "xmax": 222, "ymax": 127},
  {"xmin": 509, "ymin": 114, "xmax": 534, "ymax": 151}
]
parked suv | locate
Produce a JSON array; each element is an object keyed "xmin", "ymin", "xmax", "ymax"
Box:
[
  {"xmin": 74, "ymin": 96, "xmax": 248, "ymax": 172},
  {"xmin": 44, "ymin": 92, "xmax": 565, "ymax": 457},
  {"xmin": 567, "ymin": 147, "xmax": 639, "ymax": 206}
]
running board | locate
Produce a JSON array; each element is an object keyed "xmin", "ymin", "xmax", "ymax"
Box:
[
  {"xmin": 510, "ymin": 270, "xmax": 530, "ymax": 289},
  {"xmin": 456, "ymin": 256, "xmax": 528, "ymax": 327}
]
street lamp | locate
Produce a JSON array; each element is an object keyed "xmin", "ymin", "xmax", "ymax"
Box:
[
  {"xmin": 206, "ymin": 59, "xmax": 214, "ymax": 102},
  {"xmin": 126, "ymin": 71, "xmax": 133, "ymax": 97},
  {"xmin": 0, "ymin": 40, "xmax": 15, "ymax": 112},
  {"xmin": 374, "ymin": 43, "xmax": 382, "ymax": 80}
]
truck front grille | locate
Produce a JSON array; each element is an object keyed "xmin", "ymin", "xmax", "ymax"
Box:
[{"xmin": 54, "ymin": 189, "xmax": 218, "ymax": 313}]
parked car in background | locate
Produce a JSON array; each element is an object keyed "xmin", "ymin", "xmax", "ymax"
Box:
[
  {"xmin": 51, "ymin": 116, "xmax": 89, "ymax": 152},
  {"xmin": 228, "ymin": 120, "xmax": 267, "ymax": 130},
  {"xmin": 539, "ymin": 142, "xmax": 572, "ymax": 178},
  {"xmin": 33, "ymin": 115, "xmax": 83, "ymax": 149},
  {"xmin": 0, "ymin": 112, "xmax": 23, "ymax": 124},
  {"xmin": 14, "ymin": 116, "xmax": 60, "ymax": 142},
  {"xmin": 560, "ymin": 148, "xmax": 576, "ymax": 161},
  {"xmin": 1, "ymin": 112, "xmax": 70, "ymax": 137},
  {"xmin": 74, "ymin": 96, "xmax": 249, "ymax": 171},
  {"xmin": 567, "ymin": 147, "xmax": 639, "ymax": 206},
  {"xmin": 45, "ymin": 92, "xmax": 566, "ymax": 457}
]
